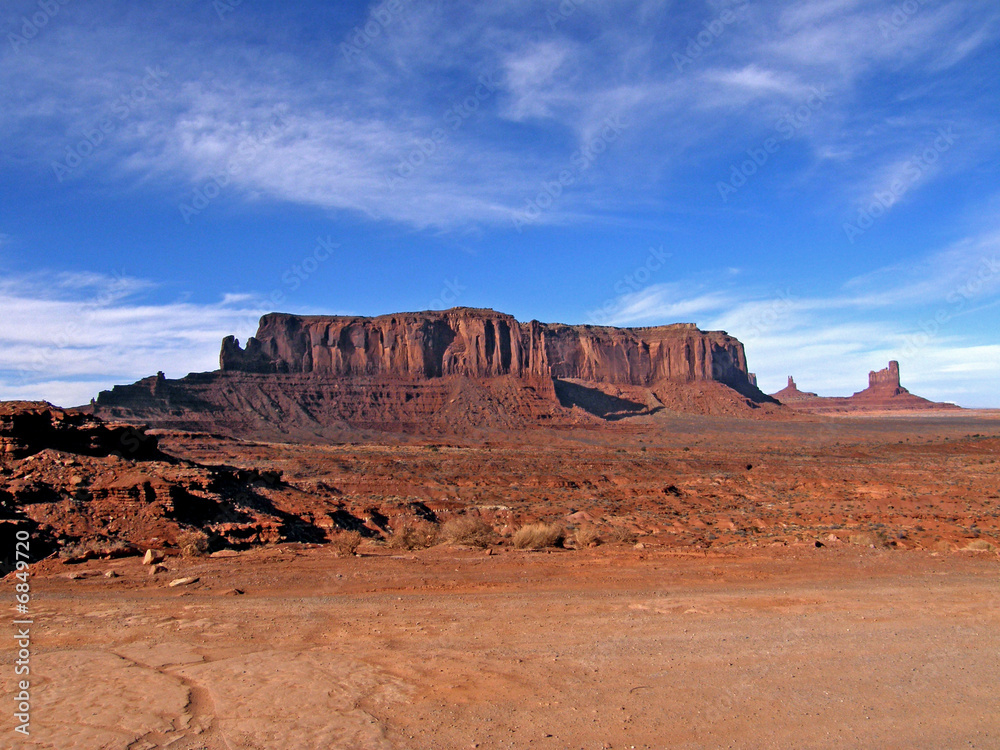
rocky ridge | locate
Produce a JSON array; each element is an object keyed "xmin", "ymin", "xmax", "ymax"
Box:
[{"xmin": 0, "ymin": 403, "xmax": 341, "ymax": 570}]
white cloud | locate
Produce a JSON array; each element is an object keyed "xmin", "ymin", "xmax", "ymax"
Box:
[
  {"xmin": 701, "ymin": 65, "xmax": 808, "ymax": 99},
  {"xmin": 1, "ymin": 1, "xmax": 997, "ymax": 230},
  {"xmin": 595, "ymin": 284, "xmax": 734, "ymax": 326},
  {"xmin": 501, "ymin": 40, "xmax": 576, "ymax": 121},
  {"xmin": 588, "ymin": 228, "xmax": 1000, "ymax": 406},
  {"xmin": 0, "ymin": 272, "xmax": 270, "ymax": 407}
]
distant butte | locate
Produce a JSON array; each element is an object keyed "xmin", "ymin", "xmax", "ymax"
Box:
[
  {"xmin": 770, "ymin": 360, "xmax": 960, "ymax": 413},
  {"xmin": 770, "ymin": 376, "xmax": 819, "ymax": 403}
]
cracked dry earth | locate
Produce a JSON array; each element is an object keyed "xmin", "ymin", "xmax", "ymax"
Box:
[{"xmin": 4, "ymin": 545, "xmax": 1000, "ymax": 750}]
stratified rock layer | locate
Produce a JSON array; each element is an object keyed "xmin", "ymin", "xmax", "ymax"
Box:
[
  {"xmin": 219, "ymin": 309, "xmax": 755, "ymax": 390},
  {"xmin": 0, "ymin": 401, "xmax": 159, "ymax": 460},
  {"xmin": 0, "ymin": 402, "xmax": 328, "ymax": 567},
  {"xmin": 94, "ymin": 308, "xmax": 777, "ymax": 437}
]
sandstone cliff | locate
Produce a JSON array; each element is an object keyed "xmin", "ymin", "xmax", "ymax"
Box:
[
  {"xmin": 94, "ymin": 308, "xmax": 777, "ymax": 437},
  {"xmin": 219, "ymin": 308, "xmax": 757, "ymax": 392}
]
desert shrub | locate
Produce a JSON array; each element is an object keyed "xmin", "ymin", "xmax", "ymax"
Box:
[
  {"xmin": 572, "ymin": 524, "xmax": 602, "ymax": 548},
  {"xmin": 964, "ymin": 539, "xmax": 996, "ymax": 552},
  {"xmin": 176, "ymin": 529, "xmax": 211, "ymax": 557},
  {"xmin": 604, "ymin": 526, "xmax": 638, "ymax": 545},
  {"xmin": 512, "ymin": 523, "xmax": 565, "ymax": 550},
  {"xmin": 848, "ymin": 531, "xmax": 889, "ymax": 548},
  {"xmin": 388, "ymin": 522, "xmax": 439, "ymax": 550},
  {"xmin": 330, "ymin": 530, "xmax": 362, "ymax": 557},
  {"xmin": 59, "ymin": 538, "xmax": 135, "ymax": 561},
  {"xmin": 441, "ymin": 516, "xmax": 495, "ymax": 548}
]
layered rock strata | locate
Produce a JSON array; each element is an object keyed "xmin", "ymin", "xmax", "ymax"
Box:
[
  {"xmin": 219, "ymin": 308, "xmax": 757, "ymax": 391},
  {"xmin": 93, "ymin": 308, "xmax": 776, "ymax": 436}
]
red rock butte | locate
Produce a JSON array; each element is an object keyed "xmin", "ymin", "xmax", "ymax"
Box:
[
  {"xmin": 770, "ymin": 360, "xmax": 959, "ymax": 413},
  {"xmin": 93, "ymin": 308, "xmax": 777, "ymax": 437},
  {"xmin": 771, "ymin": 376, "xmax": 819, "ymax": 404},
  {"xmin": 866, "ymin": 361, "xmax": 902, "ymax": 392},
  {"xmin": 219, "ymin": 309, "xmax": 754, "ymax": 387}
]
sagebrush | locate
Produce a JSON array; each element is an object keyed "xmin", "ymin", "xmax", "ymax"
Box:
[
  {"xmin": 388, "ymin": 522, "xmax": 439, "ymax": 550},
  {"xmin": 512, "ymin": 523, "xmax": 565, "ymax": 549},
  {"xmin": 441, "ymin": 516, "xmax": 495, "ymax": 548},
  {"xmin": 330, "ymin": 530, "xmax": 362, "ymax": 557}
]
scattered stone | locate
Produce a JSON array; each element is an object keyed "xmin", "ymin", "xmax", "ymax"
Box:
[
  {"xmin": 149, "ymin": 563, "xmax": 168, "ymax": 575},
  {"xmin": 104, "ymin": 570, "xmax": 119, "ymax": 578},
  {"xmin": 67, "ymin": 570, "xmax": 100, "ymax": 580},
  {"xmin": 168, "ymin": 576, "xmax": 199, "ymax": 587},
  {"xmin": 634, "ymin": 542, "xmax": 645, "ymax": 550},
  {"xmin": 220, "ymin": 588, "xmax": 245, "ymax": 596},
  {"xmin": 209, "ymin": 549, "xmax": 239, "ymax": 558},
  {"xmin": 61, "ymin": 551, "xmax": 96, "ymax": 565},
  {"xmin": 143, "ymin": 549, "xmax": 164, "ymax": 565}
]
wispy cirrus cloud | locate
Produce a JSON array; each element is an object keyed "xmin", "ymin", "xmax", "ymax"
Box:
[
  {"xmin": 2, "ymin": 1, "xmax": 996, "ymax": 230},
  {"xmin": 592, "ymin": 227, "xmax": 1000, "ymax": 405}
]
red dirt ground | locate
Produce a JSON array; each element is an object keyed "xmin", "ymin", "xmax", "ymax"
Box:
[{"xmin": 3, "ymin": 409, "xmax": 999, "ymax": 748}]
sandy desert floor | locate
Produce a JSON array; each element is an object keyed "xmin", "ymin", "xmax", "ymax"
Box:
[
  {"xmin": 4, "ymin": 544, "xmax": 1000, "ymax": 749},
  {"xmin": 4, "ymin": 411, "xmax": 1000, "ymax": 749}
]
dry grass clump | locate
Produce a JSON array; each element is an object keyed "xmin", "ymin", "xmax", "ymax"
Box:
[
  {"xmin": 441, "ymin": 516, "xmax": 495, "ymax": 548},
  {"xmin": 571, "ymin": 524, "xmax": 602, "ymax": 548},
  {"xmin": 330, "ymin": 530, "xmax": 362, "ymax": 557},
  {"xmin": 176, "ymin": 529, "xmax": 211, "ymax": 557},
  {"xmin": 512, "ymin": 522, "xmax": 565, "ymax": 550},
  {"xmin": 388, "ymin": 522, "xmax": 439, "ymax": 550},
  {"xmin": 604, "ymin": 526, "xmax": 638, "ymax": 545},
  {"xmin": 848, "ymin": 531, "xmax": 888, "ymax": 548},
  {"xmin": 59, "ymin": 538, "xmax": 135, "ymax": 561},
  {"xmin": 964, "ymin": 539, "xmax": 996, "ymax": 552}
]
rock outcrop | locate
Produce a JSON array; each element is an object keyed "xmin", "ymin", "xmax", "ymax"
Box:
[
  {"xmin": 867, "ymin": 361, "xmax": 902, "ymax": 391},
  {"xmin": 0, "ymin": 401, "xmax": 160, "ymax": 460},
  {"xmin": 0, "ymin": 402, "xmax": 328, "ymax": 568}
]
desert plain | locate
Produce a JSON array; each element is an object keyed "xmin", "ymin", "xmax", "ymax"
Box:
[{"xmin": 4, "ymin": 408, "xmax": 1000, "ymax": 750}]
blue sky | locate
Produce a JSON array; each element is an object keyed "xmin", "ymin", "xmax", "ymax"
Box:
[{"xmin": 2, "ymin": 0, "xmax": 999, "ymax": 407}]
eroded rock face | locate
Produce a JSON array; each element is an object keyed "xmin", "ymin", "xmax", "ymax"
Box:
[
  {"xmin": 0, "ymin": 402, "xmax": 332, "ymax": 566},
  {"xmin": 220, "ymin": 308, "xmax": 755, "ymax": 390},
  {"xmin": 0, "ymin": 402, "xmax": 159, "ymax": 460},
  {"xmin": 94, "ymin": 309, "xmax": 776, "ymax": 436}
]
